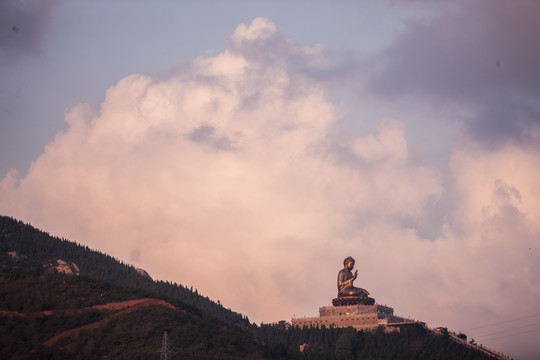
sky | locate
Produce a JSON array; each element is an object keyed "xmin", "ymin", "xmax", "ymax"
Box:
[{"xmin": 1, "ymin": 1, "xmax": 540, "ymax": 358}]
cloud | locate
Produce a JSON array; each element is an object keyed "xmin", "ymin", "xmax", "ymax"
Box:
[
  {"xmin": 0, "ymin": 16, "xmax": 539, "ymax": 358},
  {"xmin": 0, "ymin": 17, "xmax": 438, "ymax": 317},
  {"xmin": 368, "ymin": 0, "xmax": 540, "ymax": 146},
  {"xmin": 442, "ymin": 141, "xmax": 540, "ymax": 357},
  {"xmin": 351, "ymin": 119, "xmax": 407, "ymax": 161}
]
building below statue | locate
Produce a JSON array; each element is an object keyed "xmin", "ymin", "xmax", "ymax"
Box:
[
  {"xmin": 291, "ymin": 256, "xmax": 413, "ymax": 331},
  {"xmin": 291, "ymin": 303, "xmax": 411, "ymax": 331}
]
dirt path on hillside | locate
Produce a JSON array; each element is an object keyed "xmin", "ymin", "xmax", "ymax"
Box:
[
  {"xmin": 0, "ymin": 298, "xmax": 176, "ymax": 346},
  {"xmin": 42, "ymin": 298, "xmax": 176, "ymax": 346},
  {"xmin": 0, "ymin": 298, "xmax": 176, "ymax": 318}
]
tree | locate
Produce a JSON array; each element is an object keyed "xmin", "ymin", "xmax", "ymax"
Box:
[{"xmin": 334, "ymin": 327, "xmax": 357, "ymax": 360}]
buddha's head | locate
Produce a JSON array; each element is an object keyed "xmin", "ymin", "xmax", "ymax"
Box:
[{"xmin": 343, "ymin": 256, "xmax": 355, "ymax": 269}]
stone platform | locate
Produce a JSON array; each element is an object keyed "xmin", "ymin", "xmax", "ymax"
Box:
[
  {"xmin": 332, "ymin": 296, "xmax": 375, "ymax": 306},
  {"xmin": 291, "ymin": 303, "xmax": 395, "ymax": 331}
]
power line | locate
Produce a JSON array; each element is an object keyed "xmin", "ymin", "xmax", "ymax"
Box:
[
  {"xmin": 475, "ymin": 321, "xmax": 540, "ymax": 339},
  {"xmin": 462, "ymin": 313, "xmax": 540, "ymax": 331},
  {"xmin": 474, "ymin": 326, "xmax": 540, "ymax": 342}
]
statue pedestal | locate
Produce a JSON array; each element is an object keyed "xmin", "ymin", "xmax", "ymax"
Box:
[
  {"xmin": 292, "ymin": 303, "xmax": 397, "ymax": 331},
  {"xmin": 332, "ymin": 296, "xmax": 375, "ymax": 306}
]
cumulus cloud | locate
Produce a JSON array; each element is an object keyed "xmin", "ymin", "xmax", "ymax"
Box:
[
  {"xmin": 0, "ymin": 16, "xmax": 539, "ymax": 358},
  {"xmin": 0, "ymin": 16, "xmax": 437, "ymax": 316}
]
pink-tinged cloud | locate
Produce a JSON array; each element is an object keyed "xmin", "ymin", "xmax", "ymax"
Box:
[{"xmin": 0, "ymin": 17, "xmax": 539, "ymax": 359}]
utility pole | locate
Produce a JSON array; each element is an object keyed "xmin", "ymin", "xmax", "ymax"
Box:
[{"xmin": 159, "ymin": 331, "xmax": 173, "ymax": 360}]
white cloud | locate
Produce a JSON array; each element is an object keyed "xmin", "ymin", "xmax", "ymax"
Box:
[
  {"xmin": 0, "ymin": 17, "xmax": 435, "ymax": 319},
  {"xmin": 351, "ymin": 118, "xmax": 408, "ymax": 161},
  {"xmin": 450, "ymin": 141, "xmax": 540, "ymax": 235},
  {"xmin": 232, "ymin": 17, "xmax": 277, "ymax": 43}
]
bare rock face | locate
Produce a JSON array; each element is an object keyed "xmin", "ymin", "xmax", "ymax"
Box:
[
  {"xmin": 136, "ymin": 267, "xmax": 152, "ymax": 281},
  {"xmin": 46, "ymin": 259, "xmax": 80, "ymax": 275},
  {"xmin": 7, "ymin": 251, "xmax": 27, "ymax": 261}
]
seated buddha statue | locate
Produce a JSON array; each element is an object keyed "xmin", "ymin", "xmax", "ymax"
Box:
[{"xmin": 337, "ymin": 256, "xmax": 370, "ymax": 298}]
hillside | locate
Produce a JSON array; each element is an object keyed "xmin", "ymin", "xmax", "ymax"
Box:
[
  {"xmin": 0, "ymin": 267, "xmax": 291, "ymax": 359},
  {"xmin": 0, "ymin": 268, "xmax": 496, "ymax": 360},
  {"xmin": 0, "ymin": 215, "xmax": 499, "ymax": 359},
  {"xmin": 0, "ymin": 215, "xmax": 249, "ymax": 327}
]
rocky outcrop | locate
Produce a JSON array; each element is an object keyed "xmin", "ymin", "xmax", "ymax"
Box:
[
  {"xmin": 7, "ymin": 251, "xmax": 27, "ymax": 261},
  {"xmin": 46, "ymin": 259, "xmax": 80, "ymax": 275},
  {"xmin": 136, "ymin": 267, "xmax": 152, "ymax": 280}
]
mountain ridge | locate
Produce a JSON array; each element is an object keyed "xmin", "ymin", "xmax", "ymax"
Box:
[{"xmin": 0, "ymin": 215, "xmax": 249, "ymax": 327}]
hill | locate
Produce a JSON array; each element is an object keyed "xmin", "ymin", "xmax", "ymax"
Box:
[
  {"xmin": 0, "ymin": 215, "xmax": 499, "ymax": 359},
  {"xmin": 0, "ymin": 215, "xmax": 249, "ymax": 327},
  {"xmin": 0, "ymin": 267, "xmax": 290, "ymax": 359}
]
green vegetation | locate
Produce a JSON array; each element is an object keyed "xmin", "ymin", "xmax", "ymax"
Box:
[
  {"xmin": 0, "ymin": 268, "xmax": 283, "ymax": 359},
  {"xmin": 0, "ymin": 267, "xmax": 153, "ymax": 311},
  {"xmin": 0, "ymin": 216, "xmax": 248, "ymax": 327},
  {"xmin": 1, "ymin": 216, "xmax": 497, "ymax": 359},
  {"xmin": 253, "ymin": 322, "xmax": 493, "ymax": 360}
]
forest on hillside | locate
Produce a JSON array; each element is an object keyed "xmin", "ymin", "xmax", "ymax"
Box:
[
  {"xmin": 0, "ymin": 267, "xmax": 283, "ymax": 359},
  {"xmin": 0, "ymin": 268, "xmax": 495, "ymax": 360},
  {"xmin": 0, "ymin": 215, "xmax": 249, "ymax": 327}
]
